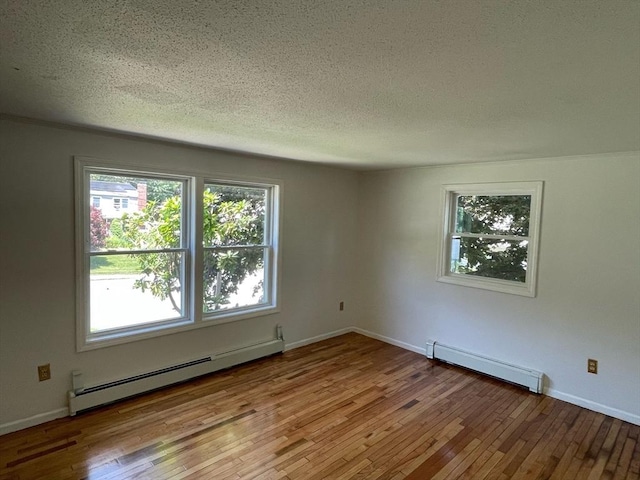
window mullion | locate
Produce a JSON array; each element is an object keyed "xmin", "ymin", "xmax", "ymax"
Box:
[
  {"xmin": 439, "ymin": 182, "xmax": 543, "ymax": 297},
  {"xmin": 453, "ymin": 232, "xmax": 530, "ymax": 242},
  {"xmin": 264, "ymin": 187, "xmax": 272, "ymax": 304},
  {"xmin": 76, "ymin": 156, "xmax": 281, "ymax": 350},
  {"xmin": 89, "ymin": 248, "xmax": 187, "ymax": 256},
  {"xmin": 204, "ymin": 244, "xmax": 268, "ymax": 251},
  {"xmin": 191, "ymin": 176, "xmax": 205, "ymax": 323}
]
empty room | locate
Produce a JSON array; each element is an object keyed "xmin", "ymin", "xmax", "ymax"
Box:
[{"xmin": 0, "ymin": 1, "xmax": 638, "ymax": 479}]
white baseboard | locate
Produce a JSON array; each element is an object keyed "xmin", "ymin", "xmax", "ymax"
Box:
[
  {"xmin": 284, "ymin": 327, "xmax": 426, "ymax": 355},
  {"xmin": 544, "ymin": 388, "xmax": 640, "ymax": 426},
  {"xmin": 349, "ymin": 329, "xmax": 640, "ymax": 427},
  {"xmin": 69, "ymin": 338, "xmax": 284, "ymax": 416},
  {"xmin": 284, "ymin": 327, "xmax": 353, "ymax": 351},
  {"xmin": 0, "ymin": 408, "xmax": 69, "ymax": 436},
  {"xmin": 3, "ymin": 328, "xmax": 638, "ymax": 435},
  {"xmin": 351, "ymin": 327, "xmax": 425, "ymax": 355},
  {"xmin": 344, "ymin": 329, "xmax": 639, "ymax": 426}
]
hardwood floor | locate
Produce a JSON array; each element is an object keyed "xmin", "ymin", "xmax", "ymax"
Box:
[{"xmin": 1, "ymin": 333, "xmax": 638, "ymax": 479}]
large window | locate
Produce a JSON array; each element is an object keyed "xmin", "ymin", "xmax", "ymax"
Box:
[
  {"xmin": 438, "ymin": 182, "xmax": 543, "ymax": 297},
  {"xmin": 75, "ymin": 158, "xmax": 280, "ymax": 350}
]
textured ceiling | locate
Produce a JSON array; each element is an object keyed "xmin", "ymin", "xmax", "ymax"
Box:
[{"xmin": 1, "ymin": 1, "xmax": 639, "ymax": 169}]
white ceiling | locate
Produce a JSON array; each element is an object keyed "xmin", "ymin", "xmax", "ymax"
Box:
[{"xmin": 1, "ymin": 1, "xmax": 638, "ymax": 170}]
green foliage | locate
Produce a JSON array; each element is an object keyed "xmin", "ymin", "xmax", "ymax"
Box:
[
  {"xmin": 456, "ymin": 195, "xmax": 530, "ymax": 236},
  {"xmin": 203, "ymin": 187, "xmax": 265, "ymax": 311},
  {"xmin": 122, "ymin": 187, "xmax": 266, "ymax": 312},
  {"xmin": 120, "ymin": 198, "xmax": 183, "ymax": 311},
  {"xmin": 454, "ymin": 195, "xmax": 531, "ymax": 282},
  {"xmin": 90, "ymin": 255, "xmax": 140, "ymax": 274},
  {"xmin": 105, "ymin": 218, "xmax": 130, "ymax": 249},
  {"xmin": 456, "ymin": 238, "xmax": 528, "ymax": 282}
]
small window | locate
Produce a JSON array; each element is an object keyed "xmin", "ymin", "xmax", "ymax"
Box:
[
  {"xmin": 113, "ymin": 198, "xmax": 121, "ymax": 210},
  {"xmin": 92, "ymin": 196, "xmax": 101, "ymax": 208},
  {"xmin": 122, "ymin": 198, "xmax": 129, "ymax": 209},
  {"xmin": 438, "ymin": 182, "xmax": 543, "ymax": 297}
]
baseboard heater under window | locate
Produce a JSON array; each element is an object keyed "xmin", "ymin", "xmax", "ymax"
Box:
[
  {"xmin": 68, "ymin": 335, "xmax": 284, "ymax": 415},
  {"xmin": 426, "ymin": 340, "xmax": 543, "ymax": 394}
]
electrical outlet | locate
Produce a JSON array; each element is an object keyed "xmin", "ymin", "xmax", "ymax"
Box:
[
  {"xmin": 38, "ymin": 364, "xmax": 51, "ymax": 381},
  {"xmin": 339, "ymin": 301, "xmax": 344, "ymax": 311},
  {"xmin": 587, "ymin": 359, "xmax": 598, "ymax": 374}
]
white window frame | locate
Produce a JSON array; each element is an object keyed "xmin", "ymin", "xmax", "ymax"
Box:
[
  {"xmin": 121, "ymin": 197, "xmax": 129, "ymax": 209},
  {"xmin": 113, "ymin": 197, "xmax": 121, "ymax": 210},
  {"xmin": 437, "ymin": 181, "xmax": 543, "ymax": 297},
  {"xmin": 201, "ymin": 181, "xmax": 278, "ymax": 324},
  {"xmin": 92, "ymin": 196, "xmax": 101, "ymax": 208},
  {"xmin": 75, "ymin": 157, "xmax": 282, "ymax": 351}
]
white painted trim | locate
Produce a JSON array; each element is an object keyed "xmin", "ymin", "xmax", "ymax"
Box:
[
  {"xmin": 74, "ymin": 156, "xmax": 284, "ymax": 352},
  {"xmin": 436, "ymin": 181, "xmax": 543, "ymax": 298},
  {"xmin": 351, "ymin": 327, "xmax": 425, "ymax": 355},
  {"xmin": 353, "ymin": 329, "xmax": 639, "ymax": 426},
  {"xmin": 427, "ymin": 340, "xmax": 543, "ymax": 393},
  {"xmin": 0, "ymin": 408, "xmax": 69, "ymax": 436},
  {"xmin": 309, "ymin": 327, "xmax": 640, "ymax": 425},
  {"xmin": 352, "ymin": 328, "xmax": 639, "ymax": 426},
  {"xmin": 3, "ymin": 328, "xmax": 638, "ymax": 436},
  {"xmin": 285, "ymin": 328, "xmax": 353, "ymax": 351},
  {"xmin": 285, "ymin": 328, "xmax": 424, "ymax": 355},
  {"xmin": 544, "ymin": 388, "xmax": 640, "ymax": 426},
  {"xmin": 69, "ymin": 338, "xmax": 284, "ymax": 415}
]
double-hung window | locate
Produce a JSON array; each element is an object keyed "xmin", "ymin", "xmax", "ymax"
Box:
[
  {"xmin": 75, "ymin": 157, "xmax": 281, "ymax": 350},
  {"xmin": 202, "ymin": 183, "xmax": 272, "ymax": 314},
  {"xmin": 438, "ymin": 182, "xmax": 543, "ymax": 297}
]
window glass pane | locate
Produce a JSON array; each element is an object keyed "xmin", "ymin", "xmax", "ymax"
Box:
[
  {"xmin": 89, "ymin": 252, "xmax": 185, "ymax": 332},
  {"xmin": 89, "ymin": 174, "xmax": 183, "ymax": 252},
  {"xmin": 80, "ymin": 160, "xmax": 280, "ymax": 348},
  {"xmin": 455, "ymin": 195, "xmax": 531, "ymax": 236},
  {"xmin": 203, "ymin": 184, "xmax": 266, "ymax": 247},
  {"xmin": 450, "ymin": 236, "xmax": 528, "ymax": 282},
  {"xmin": 203, "ymin": 248, "xmax": 266, "ymax": 313}
]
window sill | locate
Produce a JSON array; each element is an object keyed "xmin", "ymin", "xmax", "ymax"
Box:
[
  {"xmin": 79, "ymin": 305, "xmax": 280, "ymax": 352},
  {"xmin": 437, "ymin": 274, "xmax": 536, "ymax": 297}
]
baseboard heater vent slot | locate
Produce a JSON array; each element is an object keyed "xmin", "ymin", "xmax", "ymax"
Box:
[
  {"xmin": 69, "ymin": 335, "xmax": 284, "ymax": 415},
  {"xmin": 426, "ymin": 340, "xmax": 543, "ymax": 394}
]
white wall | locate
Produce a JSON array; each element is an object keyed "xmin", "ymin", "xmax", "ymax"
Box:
[
  {"xmin": 0, "ymin": 117, "xmax": 359, "ymax": 428},
  {"xmin": 1, "ymin": 115, "xmax": 638, "ymax": 431},
  {"xmin": 356, "ymin": 153, "xmax": 640, "ymax": 423}
]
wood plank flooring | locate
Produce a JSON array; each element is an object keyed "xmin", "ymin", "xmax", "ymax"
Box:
[{"xmin": 0, "ymin": 333, "xmax": 638, "ymax": 479}]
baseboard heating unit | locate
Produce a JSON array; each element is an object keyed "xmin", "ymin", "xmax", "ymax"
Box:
[
  {"xmin": 426, "ymin": 340, "xmax": 543, "ymax": 394},
  {"xmin": 68, "ymin": 333, "xmax": 284, "ymax": 415}
]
